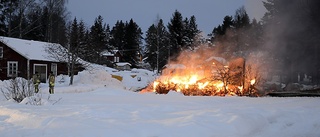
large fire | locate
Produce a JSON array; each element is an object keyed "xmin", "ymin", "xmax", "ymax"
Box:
[{"xmin": 141, "ymin": 47, "xmax": 260, "ymax": 96}]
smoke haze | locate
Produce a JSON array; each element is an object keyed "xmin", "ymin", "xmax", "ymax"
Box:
[{"xmin": 262, "ymin": 0, "xmax": 320, "ymax": 83}]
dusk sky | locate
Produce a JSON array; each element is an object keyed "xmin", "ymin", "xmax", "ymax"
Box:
[{"xmin": 67, "ymin": 0, "xmax": 266, "ymax": 35}]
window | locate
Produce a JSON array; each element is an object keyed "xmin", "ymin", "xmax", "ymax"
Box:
[
  {"xmin": 114, "ymin": 57, "xmax": 119, "ymax": 62},
  {"xmin": 7, "ymin": 61, "xmax": 18, "ymax": 77},
  {"xmin": 51, "ymin": 63, "xmax": 57, "ymax": 76},
  {"xmin": 0, "ymin": 47, "xmax": 3, "ymax": 58}
]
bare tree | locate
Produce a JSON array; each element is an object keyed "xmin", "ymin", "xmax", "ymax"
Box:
[
  {"xmin": 40, "ymin": 0, "xmax": 69, "ymax": 43},
  {"xmin": 1, "ymin": 77, "xmax": 33, "ymax": 103},
  {"xmin": 13, "ymin": 0, "xmax": 36, "ymax": 38}
]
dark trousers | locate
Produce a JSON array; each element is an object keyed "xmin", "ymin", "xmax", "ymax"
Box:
[
  {"xmin": 34, "ymin": 84, "xmax": 39, "ymax": 93},
  {"xmin": 49, "ymin": 86, "xmax": 54, "ymax": 94}
]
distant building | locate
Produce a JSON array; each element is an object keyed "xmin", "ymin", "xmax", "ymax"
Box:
[
  {"xmin": 101, "ymin": 50, "xmax": 122, "ymax": 63},
  {"xmin": 114, "ymin": 62, "xmax": 131, "ymax": 71}
]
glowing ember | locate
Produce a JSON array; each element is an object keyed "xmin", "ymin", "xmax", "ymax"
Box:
[
  {"xmin": 250, "ymin": 79, "xmax": 256, "ymax": 85},
  {"xmin": 153, "ymin": 81, "xmax": 159, "ymax": 92},
  {"xmin": 238, "ymin": 86, "xmax": 243, "ymax": 92},
  {"xmin": 198, "ymin": 82, "xmax": 209, "ymax": 89}
]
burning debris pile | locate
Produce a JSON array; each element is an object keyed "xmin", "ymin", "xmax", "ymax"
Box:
[{"xmin": 141, "ymin": 46, "xmax": 262, "ymax": 96}]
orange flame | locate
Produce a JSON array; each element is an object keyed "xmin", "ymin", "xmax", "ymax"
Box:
[{"xmin": 142, "ymin": 46, "xmax": 259, "ymax": 96}]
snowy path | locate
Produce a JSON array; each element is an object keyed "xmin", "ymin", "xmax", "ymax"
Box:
[{"xmin": 1, "ymin": 87, "xmax": 320, "ymax": 137}]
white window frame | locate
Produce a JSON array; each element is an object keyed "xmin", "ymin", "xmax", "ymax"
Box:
[
  {"xmin": 51, "ymin": 63, "xmax": 57, "ymax": 76},
  {"xmin": 0, "ymin": 47, "xmax": 3, "ymax": 58},
  {"xmin": 7, "ymin": 61, "xmax": 18, "ymax": 77},
  {"xmin": 114, "ymin": 56, "xmax": 119, "ymax": 62}
]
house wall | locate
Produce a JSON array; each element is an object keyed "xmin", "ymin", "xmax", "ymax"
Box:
[{"xmin": 0, "ymin": 42, "xmax": 27, "ymax": 80}]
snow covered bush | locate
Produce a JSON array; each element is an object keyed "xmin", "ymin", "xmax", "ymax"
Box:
[{"xmin": 1, "ymin": 77, "xmax": 34, "ymax": 103}]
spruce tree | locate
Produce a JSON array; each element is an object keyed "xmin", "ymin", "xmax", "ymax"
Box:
[
  {"xmin": 110, "ymin": 20, "xmax": 126, "ymax": 52},
  {"xmin": 123, "ymin": 19, "xmax": 143, "ymax": 67},
  {"xmin": 185, "ymin": 15, "xmax": 200, "ymax": 49},
  {"xmin": 105, "ymin": 24, "xmax": 113, "ymax": 50},
  {"xmin": 145, "ymin": 18, "xmax": 170, "ymax": 72},
  {"xmin": 156, "ymin": 19, "xmax": 170, "ymax": 70},
  {"xmin": 167, "ymin": 10, "xmax": 184, "ymax": 60},
  {"xmin": 88, "ymin": 15, "xmax": 107, "ymax": 64},
  {"xmin": 233, "ymin": 6, "xmax": 250, "ymax": 29},
  {"xmin": 145, "ymin": 24, "xmax": 158, "ymax": 71}
]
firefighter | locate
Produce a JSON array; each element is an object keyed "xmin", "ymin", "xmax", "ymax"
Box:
[
  {"xmin": 33, "ymin": 72, "xmax": 41, "ymax": 93},
  {"xmin": 48, "ymin": 71, "xmax": 55, "ymax": 94}
]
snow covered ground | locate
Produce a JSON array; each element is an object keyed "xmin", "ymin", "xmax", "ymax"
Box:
[{"xmin": 1, "ymin": 67, "xmax": 320, "ymax": 137}]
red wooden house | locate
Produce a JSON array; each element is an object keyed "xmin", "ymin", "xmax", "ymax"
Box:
[
  {"xmin": 0, "ymin": 36, "xmax": 68, "ymax": 83},
  {"xmin": 101, "ymin": 50, "xmax": 122, "ymax": 63}
]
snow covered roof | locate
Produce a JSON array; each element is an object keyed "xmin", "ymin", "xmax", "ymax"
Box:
[
  {"xmin": 101, "ymin": 50, "xmax": 121, "ymax": 56},
  {"xmin": 164, "ymin": 64, "xmax": 186, "ymax": 69},
  {"xmin": 0, "ymin": 36, "xmax": 61, "ymax": 62},
  {"xmin": 101, "ymin": 50, "xmax": 114, "ymax": 56},
  {"xmin": 205, "ymin": 56, "xmax": 228, "ymax": 65},
  {"xmin": 115, "ymin": 62, "xmax": 131, "ymax": 66}
]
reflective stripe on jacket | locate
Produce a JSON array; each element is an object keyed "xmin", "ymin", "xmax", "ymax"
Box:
[{"xmin": 49, "ymin": 75, "xmax": 55, "ymax": 86}]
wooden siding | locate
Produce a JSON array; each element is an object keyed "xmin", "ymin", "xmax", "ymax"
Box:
[{"xmin": 0, "ymin": 42, "xmax": 27, "ymax": 80}]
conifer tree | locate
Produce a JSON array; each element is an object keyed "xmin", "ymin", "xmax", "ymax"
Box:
[
  {"xmin": 167, "ymin": 10, "xmax": 184, "ymax": 60},
  {"xmin": 105, "ymin": 24, "xmax": 113, "ymax": 50},
  {"xmin": 156, "ymin": 19, "xmax": 170, "ymax": 70},
  {"xmin": 110, "ymin": 20, "xmax": 126, "ymax": 52},
  {"xmin": 185, "ymin": 15, "xmax": 200, "ymax": 49},
  {"xmin": 233, "ymin": 6, "xmax": 250, "ymax": 29},
  {"xmin": 145, "ymin": 24, "xmax": 158, "ymax": 70},
  {"xmin": 87, "ymin": 15, "xmax": 107, "ymax": 64},
  {"xmin": 123, "ymin": 19, "xmax": 143, "ymax": 66},
  {"xmin": 145, "ymin": 19, "xmax": 170, "ymax": 72}
]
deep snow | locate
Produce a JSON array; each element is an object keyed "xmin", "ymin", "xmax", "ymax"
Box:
[{"xmin": 0, "ymin": 67, "xmax": 320, "ymax": 137}]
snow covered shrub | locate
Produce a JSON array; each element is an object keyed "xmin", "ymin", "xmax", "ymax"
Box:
[
  {"xmin": 1, "ymin": 77, "xmax": 34, "ymax": 103},
  {"xmin": 20, "ymin": 94, "xmax": 43, "ymax": 105},
  {"xmin": 20, "ymin": 94, "xmax": 62, "ymax": 105}
]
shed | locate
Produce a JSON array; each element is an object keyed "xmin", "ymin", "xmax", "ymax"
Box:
[{"xmin": 114, "ymin": 62, "xmax": 131, "ymax": 71}]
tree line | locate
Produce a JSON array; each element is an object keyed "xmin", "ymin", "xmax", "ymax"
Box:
[{"xmin": 1, "ymin": 0, "xmax": 320, "ymax": 84}]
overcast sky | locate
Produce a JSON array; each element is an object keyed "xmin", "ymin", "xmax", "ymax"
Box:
[{"xmin": 67, "ymin": 0, "xmax": 266, "ymax": 35}]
